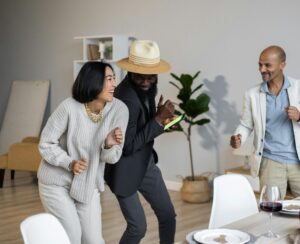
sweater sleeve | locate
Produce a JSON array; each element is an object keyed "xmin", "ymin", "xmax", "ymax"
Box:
[
  {"xmin": 39, "ymin": 100, "xmax": 73, "ymax": 171},
  {"xmin": 100, "ymin": 102, "xmax": 129, "ymax": 164}
]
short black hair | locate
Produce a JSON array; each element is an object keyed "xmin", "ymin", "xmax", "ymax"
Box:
[{"xmin": 72, "ymin": 62, "xmax": 114, "ymax": 103}]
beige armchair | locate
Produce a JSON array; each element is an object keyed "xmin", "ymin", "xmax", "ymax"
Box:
[
  {"xmin": 0, "ymin": 137, "xmax": 41, "ymax": 187},
  {"xmin": 0, "ymin": 80, "xmax": 49, "ymax": 187}
]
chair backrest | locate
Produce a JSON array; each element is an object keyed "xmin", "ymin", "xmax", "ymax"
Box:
[
  {"xmin": 20, "ymin": 213, "xmax": 71, "ymax": 244},
  {"xmin": 0, "ymin": 80, "xmax": 49, "ymax": 154},
  {"xmin": 208, "ymin": 174, "xmax": 259, "ymax": 229}
]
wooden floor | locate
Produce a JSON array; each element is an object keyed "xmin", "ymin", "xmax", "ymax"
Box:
[{"xmin": 0, "ymin": 171, "xmax": 212, "ymax": 244}]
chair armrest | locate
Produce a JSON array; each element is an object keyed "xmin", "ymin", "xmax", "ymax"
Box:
[
  {"xmin": 7, "ymin": 142, "xmax": 41, "ymax": 171},
  {"xmin": 0, "ymin": 154, "xmax": 8, "ymax": 168},
  {"xmin": 22, "ymin": 137, "xmax": 40, "ymax": 144}
]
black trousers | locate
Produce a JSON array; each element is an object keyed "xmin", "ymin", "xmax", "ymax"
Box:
[{"xmin": 116, "ymin": 159, "xmax": 176, "ymax": 244}]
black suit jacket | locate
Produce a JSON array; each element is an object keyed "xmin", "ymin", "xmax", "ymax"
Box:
[{"xmin": 104, "ymin": 76, "xmax": 164, "ymax": 197}]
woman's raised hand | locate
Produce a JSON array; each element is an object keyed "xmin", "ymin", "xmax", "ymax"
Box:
[{"xmin": 104, "ymin": 127, "xmax": 123, "ymax": 149}]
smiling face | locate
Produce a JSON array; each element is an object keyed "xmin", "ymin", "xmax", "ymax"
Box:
[
  {"xmin": 97, "ymin": 66, "xmax": 116, "ymax": 102},
  {"xmin": 131, "ymin": 73, "xmax": 157, "ymax": 91},
  {"xmin": 259, "ymin": 48, "xmax": 286, "ymax": 83}
]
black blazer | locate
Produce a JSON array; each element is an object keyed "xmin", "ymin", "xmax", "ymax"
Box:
[{"xmin": 104, "ymin": 77, "xmax": 164, "ymax": 197}]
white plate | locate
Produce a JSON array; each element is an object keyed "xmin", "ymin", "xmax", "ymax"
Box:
[
  {"xmin": 193, "ymin": 228, "xmax": 250, "ymax": 244},
  {"xmin": 185, "ymin": 230, "xmax": 200, "ymax": 244},
  {"xmin": 280, "ymin": 210, "xmax": 299, "ymax": 216},
  {"xmin": 280, "ymin": 209, "xmax": 300, "ymax": 216},
  {"xmin": 281, "ymin": 200, "xmax": 300, "ymax": 214}
]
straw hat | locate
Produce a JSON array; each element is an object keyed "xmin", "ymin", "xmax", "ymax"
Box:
[{"xmin": 117, "ymin": 40, "xmax": 170, "ymax": 74}]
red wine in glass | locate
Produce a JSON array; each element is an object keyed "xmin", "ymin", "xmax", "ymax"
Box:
[
  {"xmin": 259, "ymin": 185, "xmax": 282, "ymax": 238},
  {"xmin": 260, "ymin": 202, "xmax": 282, "ymax": 212}
]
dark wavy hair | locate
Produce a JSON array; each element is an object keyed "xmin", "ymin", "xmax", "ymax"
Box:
[{"xmin": 72, "ymin": 62, "xmax": 114, "ymax": 103}]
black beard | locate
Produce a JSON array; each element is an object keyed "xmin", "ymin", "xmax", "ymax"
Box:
[
  {"xmin": 127, "ymin": 75, "xmax": 158, "ymax": 118},
  {"xmin": 129, "ymin": 77, "xmax": 158, "ymax": 102}
]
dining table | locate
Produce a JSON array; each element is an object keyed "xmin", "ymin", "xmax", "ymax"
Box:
[
  {"xmin": 183, "ymin": 198, "xmax": 300, "ymax": 244},
  {"xmin": 222, "ymin": 210, "xmax": 299, "ymax": 243}
]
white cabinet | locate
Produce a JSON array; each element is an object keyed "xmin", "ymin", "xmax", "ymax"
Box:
[{"xmin": 73, "ymin": 35, "xmax": 135, "ymax": 82}]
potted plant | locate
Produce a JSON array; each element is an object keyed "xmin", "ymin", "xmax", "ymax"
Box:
[
  {"xmin": 104, "ymin": 43, "xmax": 113, "ymax": 60},
  {"xmin": 169, "ymin": 71, "xmax": 211, "ymax": 203}
]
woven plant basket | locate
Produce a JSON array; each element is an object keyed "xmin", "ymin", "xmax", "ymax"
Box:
[{"xmin": 180, "ymin": 175, "xmax": 211, "ymax": 203}]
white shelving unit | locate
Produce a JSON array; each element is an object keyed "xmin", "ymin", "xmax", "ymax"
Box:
[{"xmin": 73, "ymin": 35, "xmax": 135, "ymax": 82}]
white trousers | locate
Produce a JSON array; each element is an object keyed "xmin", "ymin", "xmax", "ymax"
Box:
[{"xmin": 38, "ymin": 182, "xmax": 105, "ymax": 244}]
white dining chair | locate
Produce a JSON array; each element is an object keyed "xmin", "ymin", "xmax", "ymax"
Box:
[
  {"xmin": 20, "ymin": 213, "xmax": 71, "ymax": 244},
  {"xmin": 208, "ymin": 174, "xmax": 259, "ymax": 229}
]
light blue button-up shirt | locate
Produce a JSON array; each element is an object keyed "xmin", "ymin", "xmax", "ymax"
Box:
[{"xmin": 261, "ymin": 77, "xmax": 299, "ymax": 164}]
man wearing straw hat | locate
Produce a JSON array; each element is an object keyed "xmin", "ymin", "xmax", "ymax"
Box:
[{"xmin": 105, "ymin": 40, "xmax": 176, "ymax": 244}]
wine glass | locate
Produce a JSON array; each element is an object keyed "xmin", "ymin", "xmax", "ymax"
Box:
[{"xmin": 259, "ymin": 185, "xmax": 282, "ymax": 238}]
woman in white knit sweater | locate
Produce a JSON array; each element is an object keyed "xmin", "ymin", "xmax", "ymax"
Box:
[{"xmin": 37, "ymin": 62, "xmax": 129, "ymax": 244}]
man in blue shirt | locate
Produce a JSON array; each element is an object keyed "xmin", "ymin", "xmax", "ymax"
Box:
[{"xmin": 230, "ymin": 46, "xmax": 300, "ymax": 198}]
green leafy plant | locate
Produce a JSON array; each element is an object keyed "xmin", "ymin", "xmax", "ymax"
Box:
[
  {"xmin": 170, "ymin": 71, "xmax": 210, "ymax": 181},
  {"xmin": 105, "ymin": 43, "xmax": 113, "ymax": 60}
]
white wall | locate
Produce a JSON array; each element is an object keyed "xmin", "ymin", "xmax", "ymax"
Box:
[{"xmin": 1, "ymin": 0, "xmax": 300, "ymax": 182}]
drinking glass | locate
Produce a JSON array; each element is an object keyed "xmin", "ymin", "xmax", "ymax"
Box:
[{"xmin": 259, "ymin": 185, "xmax": 282, "ymax": 238}]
